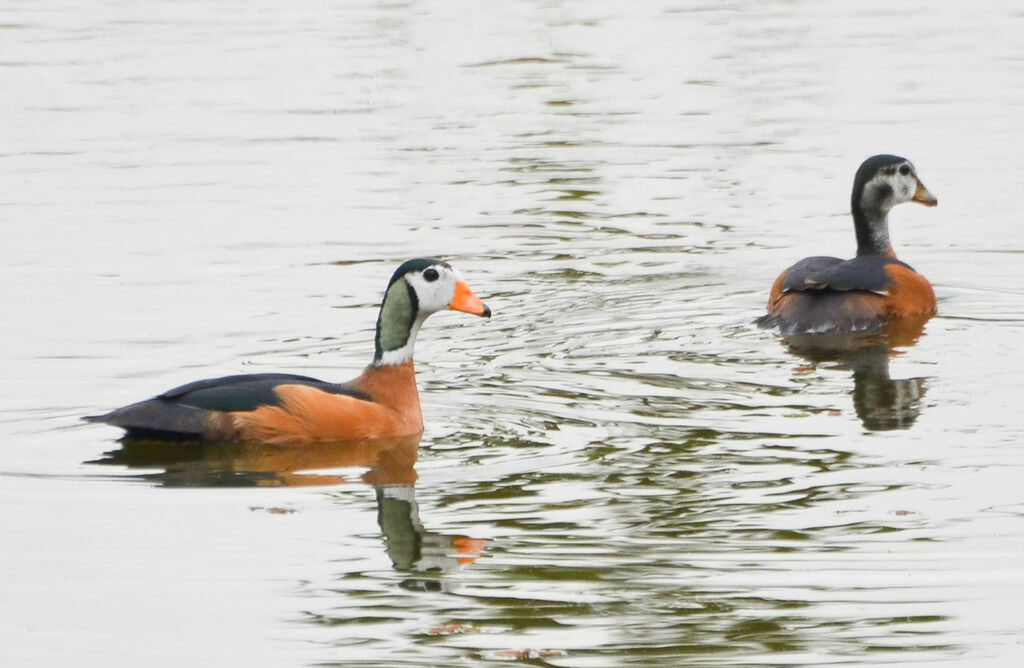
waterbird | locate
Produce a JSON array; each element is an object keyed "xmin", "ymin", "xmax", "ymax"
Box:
[
  {"xmin": 86, "ymin": 259, "xmax": 490, "ymax": 444},
  {"xmin": 757, "ymin": 154, "xmax": 938, "ymax": 335}
]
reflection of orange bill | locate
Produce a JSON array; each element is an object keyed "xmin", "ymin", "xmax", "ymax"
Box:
[
  {"xmin": 452, "ymin": 535, "xmax": 487, "ymax": 565},
  {"xmin": 427, "ymin": 622, "xmax": 478, "ymax": 636}
]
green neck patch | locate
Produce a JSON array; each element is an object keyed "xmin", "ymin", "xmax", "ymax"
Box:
[{"xmin": 374, "ymin": 279, "xmax": 417, "ymax": 361}]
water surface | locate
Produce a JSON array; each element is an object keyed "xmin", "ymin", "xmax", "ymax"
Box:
[{"xmin": 3, "ymin": 1, "xmax": 1024, "ymax": 665}]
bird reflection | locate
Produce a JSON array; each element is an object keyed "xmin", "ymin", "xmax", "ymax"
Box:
[
  {"xmin": 87, "ymin": 434, "xmax": 485, "ymax": 574},
  {"xmin": 779, "ymin": 316, "xmax": 931, "ymax": 431},
  {"xmin": 375, "ymin": 485, "xmax": 486, "ymax": 588}
]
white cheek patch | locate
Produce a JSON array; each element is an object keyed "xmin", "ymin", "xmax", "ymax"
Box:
[{"xmin": 407, "ymin": 267, "xmax": 458, "ymax": 315}]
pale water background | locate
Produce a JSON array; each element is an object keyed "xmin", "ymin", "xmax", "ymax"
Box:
[{"xmin": 3, "ymin": 1, "xmax": 1024, "ymax": 666}]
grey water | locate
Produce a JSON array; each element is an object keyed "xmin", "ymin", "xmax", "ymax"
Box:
[{"xmin": 3, "ymin": 1, "xmax": 1024, "ymax": 665}]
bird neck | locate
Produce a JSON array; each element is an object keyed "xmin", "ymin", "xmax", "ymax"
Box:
[
  {"xmin": 852, "ymin": 198, "xmax": 895, "ymax": 258},
  {"xmin": 373, "ymin": 280, "xmax": 423, "ymax": 366}
]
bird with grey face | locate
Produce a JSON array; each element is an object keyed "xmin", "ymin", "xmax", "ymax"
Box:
[{"xmin": 759, "ymin": 154, "xmax": 938, "ymax": 336}]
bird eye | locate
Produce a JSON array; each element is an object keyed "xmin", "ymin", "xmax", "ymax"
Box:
[
  {"xmin": 423, "ymin": 268, "xmax": 439, "ymax": 282},
  {"xmin": 898, "ymin": 164, "xmax": 911, "ymax": 176}
]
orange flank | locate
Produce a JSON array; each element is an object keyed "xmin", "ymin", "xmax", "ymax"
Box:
[
  {"xmin": 231, "ymin": 361, "xmax": 422, "ymax": 444},
  {"xmin": 882, "ymin": 263, "xmax": 937, "ymax": 318},
  {"xmin": 766, "ymin": 270, "xmax": 787, "ymax": 313}
]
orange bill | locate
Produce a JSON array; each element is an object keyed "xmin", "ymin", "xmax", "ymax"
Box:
[
  {"xmin": 913, "ymin": 180, "xmax": 938, "ymax": 207},
  {"xmin": 449, "ymin": 280, "xmax": 491, "ymax": 317}
]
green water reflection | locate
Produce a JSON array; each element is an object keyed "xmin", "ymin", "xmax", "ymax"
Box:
[
  {"xmin": 777, "ymin": 316, "xmax": 932, "ymax": 431},
  {"xmin": 85, "ymin": 424, "xmax": 954, "ymax": 665},
  {"xmin": 89, "ymin": 436, "xmax": 486, "ymax": 581}
]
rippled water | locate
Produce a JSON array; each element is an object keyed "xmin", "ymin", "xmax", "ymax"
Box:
[{"xmin": 4, "ymin": 1, "xmax": 1024, "ymax": 665}]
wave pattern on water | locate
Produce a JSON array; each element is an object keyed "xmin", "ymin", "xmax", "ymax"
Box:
[{"xmin": 4, "ymin": 1, "xmax": 1024, "ymax": 666}]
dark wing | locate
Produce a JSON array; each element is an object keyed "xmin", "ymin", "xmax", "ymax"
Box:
[
  {"xmin": 159, "ymin": 373, "xmax": 325, "ymax": 400},
  {"xmin": 779, "ymin": 256, "xmax": 845, "ymax": 292},
  {"xmin": 86, "ymin": 373, "xmax": 370, "ymax": 439},
  {"xmin": 781, "ymin": 256, "xmax": 915, "ymax": 295}
]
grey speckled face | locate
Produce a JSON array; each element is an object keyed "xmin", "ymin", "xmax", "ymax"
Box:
[{"xmin": 863, "ymin": 160, "xmax": 936, "ymax": 212}]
